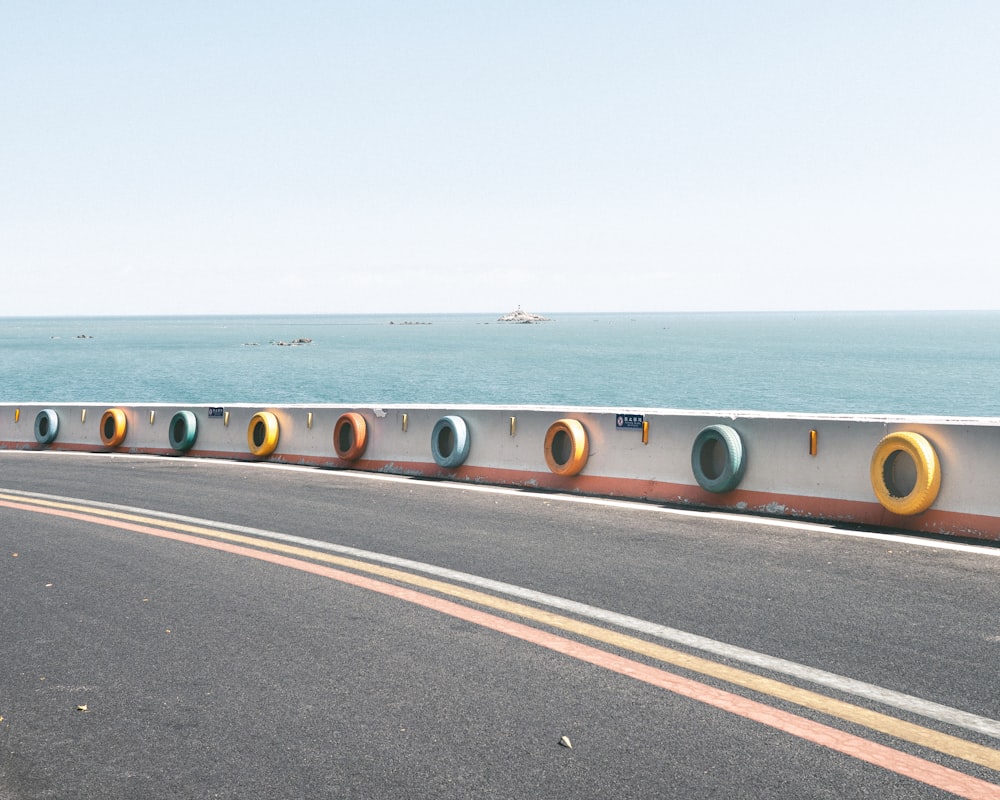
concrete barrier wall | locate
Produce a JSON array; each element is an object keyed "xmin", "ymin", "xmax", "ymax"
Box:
[{"xmin": 2, "ymin": 403, "xmax": 999, "ymax": 541}]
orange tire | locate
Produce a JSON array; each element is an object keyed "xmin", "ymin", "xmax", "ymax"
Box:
[
  {"xmin": 544, "ymin": 418, "xmax": 588, "ymax": 476},
  {"xmin": 334, "ymin": 412, "xmax": 368, "ymax": 461},
  {"xmin": 100, "ymin": 408, "xmax": 127, "ymax": 448}
]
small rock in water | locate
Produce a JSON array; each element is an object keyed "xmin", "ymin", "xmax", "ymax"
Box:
[{"xmin": 497, "ymin": 306, "xmax": 551, "ymax": 324}]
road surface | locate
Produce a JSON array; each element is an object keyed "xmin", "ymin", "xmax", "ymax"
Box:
[{"xmin": 1, "ymin": 451, "xmax": 999, "ymax": 799}]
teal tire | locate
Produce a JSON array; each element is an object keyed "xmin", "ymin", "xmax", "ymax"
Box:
[
  {"xmin": 168, "ymin": 410, "xmax": 198, "ymax": 452},
  {"xmin": 431, "ymin": 415, "xmax": 471, "ymax": 468},
  {"xmin": 34, "ymin": 409, "xmax": 59, "ymax": 445},
  {"xmin": 691, "ymin": 424, "xmax": 747, "ymax": 493}
]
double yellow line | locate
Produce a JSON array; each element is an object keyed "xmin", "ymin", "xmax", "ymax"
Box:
[{"xmin": 3, "ymin": 491, "xmax": 999, "ymax": 787}]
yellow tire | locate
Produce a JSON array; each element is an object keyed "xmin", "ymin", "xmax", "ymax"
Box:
[
  {"xmin": 247, "ymin": 411, "xmax": 280, "ymax": 458},
  {"xmin": 100, "ymin": 408, "xmax": 127, "ymax": 448},
  {"xmin": 870, "ymin": 431, "xmax": 941, "ymax": 515},
  {"xmin": 544, "ymin": 418, "xmax": 589, "ymax": 476}
]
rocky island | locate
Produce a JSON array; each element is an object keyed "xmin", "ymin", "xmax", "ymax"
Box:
[{"xmin": 497, "ymin": 306, "xmax": 551, "ymax": 324}]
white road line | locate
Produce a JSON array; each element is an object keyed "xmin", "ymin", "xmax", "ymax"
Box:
[
  {"xmin": 4, "ymin": 484, "xmax": 999, "ymax": 741},
  {"xmin": 8, "ymin": 451, "xmax": 1000, "ymax": 556}
]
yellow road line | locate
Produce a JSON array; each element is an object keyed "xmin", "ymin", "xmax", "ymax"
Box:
[{"xmin": 4, "ymin": 491, "xmax": 1000, "ymax": 774}]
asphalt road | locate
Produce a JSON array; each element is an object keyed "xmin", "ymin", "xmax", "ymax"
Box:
[{"xmin": 1, "ymin": 451, "xmax": 999, "ymax": 799}]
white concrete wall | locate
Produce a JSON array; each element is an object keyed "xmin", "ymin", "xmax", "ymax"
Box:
[{"xmin": 3, "ymin": 403, "xmax": 999, "ymax": 541}]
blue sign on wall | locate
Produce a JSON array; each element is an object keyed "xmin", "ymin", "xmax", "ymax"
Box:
[
  {"xmin": 616, "ymin": 413, "xmax": 644, "ymax": 430},
  {"xmin": 208, "ymin": 407, "xmax": 225, "ymax": 418}
]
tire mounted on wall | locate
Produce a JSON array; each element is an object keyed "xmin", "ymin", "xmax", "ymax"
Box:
[
  {"xmin": 431, "ymin": 415, "xmax": 471, "ymax": 468},
  {"xmin": 247, "ymin": 411, "xmax": 280, "ymax": 458},
  {"xmin": 168, "ymin": 410, "xmax": 198, "ymax": 452},
  {"xmin": 870, "ymin": 431, "xmax": 941, "ymax": 515},
  {"xmin": 34, "ymin": 409, "xmax": 59, "ymax": 445},
  {"xmin": 543, "ymin": 418, "xmax": 589, "ymax": 476},
  {"xmin": 334, "ymin": 412, "xmax": 368, "ymax": 461},
  {"xmin": 691, "ymin": 424, "xmax": 747, "ymax": 493},
  {"xmin": 100, "ymin": 408, "xmax": 128, "ymax": 448}
]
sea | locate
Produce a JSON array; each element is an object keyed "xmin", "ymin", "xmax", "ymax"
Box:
[{"xmin": 1, "ymin": 311, "xmax": 999, "ymax": 418}]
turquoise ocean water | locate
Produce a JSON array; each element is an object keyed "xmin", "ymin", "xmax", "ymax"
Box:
[{"xmin": 1, "ymin": 312, "xmax": 999, "ymax": 417}]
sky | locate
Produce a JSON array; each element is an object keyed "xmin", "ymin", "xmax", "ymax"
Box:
[{"xmin": 2, "ymin": 1, "xmax": 999, "ymax": 316}]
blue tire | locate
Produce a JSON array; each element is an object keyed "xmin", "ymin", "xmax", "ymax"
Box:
[
  {"xmin": 431, "ymin": 415, "xmax": 471, "ymax": 468},
  {"xmin": 691, "ymin": 424, "xmax": 746, "ymax": 493},
  {"xmin": 168, "ymin": 410, "xmax": 198, "ymax": 452},
  {"xmin": 34, "ymin": 409, "xmax": 59, "ymax": 445}
]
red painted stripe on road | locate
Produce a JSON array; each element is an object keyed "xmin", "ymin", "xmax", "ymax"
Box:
[{"xmin": 4, "ymin": 497, "xmax": 999, "ymax": 798}]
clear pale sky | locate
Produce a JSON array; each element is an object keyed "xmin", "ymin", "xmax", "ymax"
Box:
[{"xmin": 3, "ymin": 2, "xmax": 998, "ymax": 316}]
